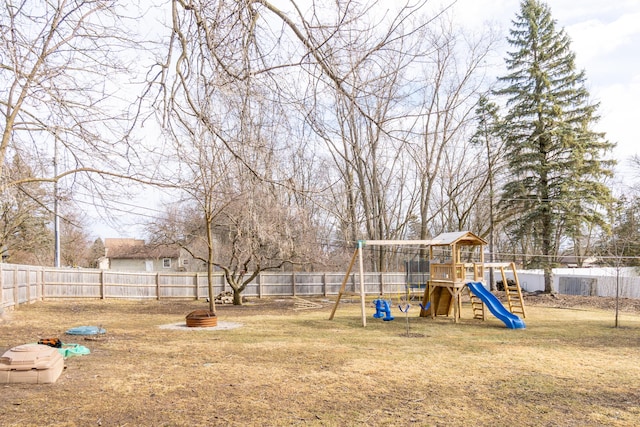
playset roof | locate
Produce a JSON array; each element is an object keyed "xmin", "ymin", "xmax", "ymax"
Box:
[{"xmin": 430, "ymin": 231, "xmax": 487, "ymax": 246}]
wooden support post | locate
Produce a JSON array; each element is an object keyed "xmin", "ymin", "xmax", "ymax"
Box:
[
  {"xmin": 474, "ymin": 263, "xmax": 483, "ymax": 282},
  {"xmin": 430, "ymin": 285, "xmax": 437, "ymax": 319},
  {"xmin": 420, "ymin": 283, "xmax": 431, "ymax": 317},
  {"xmin": 156, "ymin": 273, "xmax": 161, "ymax": 300},
  {"xmin": 509, "ymin": 262, "xmax": 526, "ymax": 318},
  {"xmin": 194, "ymin": 273, "xmax": 199, "ymax": 300},
  {"xmin": 329, "ymin": 248, "xmax": 359, "ymax": 321},
  {"xmin": 258, "ymin": 272, "xmax": 263, "ymax": 299},
  {"xmin": 447, "ymin": 287, "xmax": 463, "ymax": 323},
  {"xmin": 357, "ymin": 244, "xmax": 367, "ymax": 327},
  {"xmin": 500, "ymin": 266, "xmax": 509, "ymax": 306}
]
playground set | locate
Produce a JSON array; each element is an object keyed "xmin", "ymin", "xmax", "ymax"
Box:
[{"xmin": 329, "ymin": 231, "xmax": 526, "ymax": 329}]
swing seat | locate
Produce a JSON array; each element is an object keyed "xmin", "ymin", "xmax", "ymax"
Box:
[{"xmin": 373, "ymin": 299, "xmax": 394, "ymax": 321}]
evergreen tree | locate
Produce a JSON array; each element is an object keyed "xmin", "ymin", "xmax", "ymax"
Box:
[
  {"xmin": 88, "ymin": 238, "xmax": 106, "ymax": 269},
  {"xmin": 496, "ymin": 0, "xmax": 615, "ymax": 292}
]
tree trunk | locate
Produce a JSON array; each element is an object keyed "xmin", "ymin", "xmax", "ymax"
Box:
[
  {"xmin": 539, "ymin": 135, "xmax": 555, "ymax": 294},
  {"xmin": 232, "ymin": 289, "xmax": 243, "ymax": 305},
  {"xmin": 207, "ymin": 262, "xmax": 216, "ymax": 313},
  {"xmin": 544, "ymin": 264, "xmax": 554, "ymax": 294},
  {"xmin": 542, "ymin": 206, "xmax": 555, "ymax": 294},
  {"xmin": 206, "ymin": 219, "xmax": 217, "ymax": 314}
]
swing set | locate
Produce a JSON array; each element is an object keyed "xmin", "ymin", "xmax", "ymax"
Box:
[{"xmin": 329, "ymin": 231, "xmax": 526, "ymax": 328}]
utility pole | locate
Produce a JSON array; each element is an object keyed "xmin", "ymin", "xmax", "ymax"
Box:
[{"xmin": 54, "ymin": 129, "xmax": 60, "ymax": 268}]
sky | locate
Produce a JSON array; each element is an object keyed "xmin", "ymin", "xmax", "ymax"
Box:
[
  {"xmin": 452, "ymin": 0, "xmax": 640, "ymax": 171},
  {"xmin": 90, "ymin": 0, "xmax": 640, "ymax": 239}
]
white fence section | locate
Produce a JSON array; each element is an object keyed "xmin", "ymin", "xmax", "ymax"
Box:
[
  {"xmin": 489, "ymin": 267, "xmax": 640, "ymax": 298},
  {"xmin": 2, "ymin": 263, "xmax": 639, "ymax": 309}
]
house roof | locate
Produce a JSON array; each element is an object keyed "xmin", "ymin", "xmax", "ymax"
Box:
[
  {"xmin": 557, "ymin": 255, "xmax": 598, "ymax": 266},
  {"xmin": 430, "ymin": 231, "xmax": 487, "ymax": 246},
  {"xmin": 105, "ymin": 238, "xmax": 180, "ymax": 259}
]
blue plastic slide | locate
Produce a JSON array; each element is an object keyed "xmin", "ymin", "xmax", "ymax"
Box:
[{"xmin": 467, "ymin": 282, "xmax": 525, "ymax": 329}]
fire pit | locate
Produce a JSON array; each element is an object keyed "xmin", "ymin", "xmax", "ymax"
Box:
[{"xmin": 185, "ymin": 310, "xmax": 218, "ymax": 328}]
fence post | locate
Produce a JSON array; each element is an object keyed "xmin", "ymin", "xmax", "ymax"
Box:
[
  {"xmin": 100, "ymin": 270, "xmax": 105, "ymax": 299},
  {"xmin": 351, "ymin": 271, "xmax": 356, "ymax": 293},
  {"xmin": 379, "ymin": 272, "xmax": 384, "ymax": 295},
  {"xmin": 194, "ymin": 273, "xmax": 199, "ymax": 300},
  {"xmin": 258, "ymin": 272, "xmax": 262, "ymax": 299},
  {"xmin": 323, "ymin": 273, "xmax": 327, "ymax": 297},
  {"xmin": 156, "ymin": 273, "xmax": 161, "ymax": 300},
  {"xmin": 292, "ymin": 271, "xmax": 296, "ymax": 296},
  {"xmin": 13, "ymin": 265, "xmax": 18, "ymax": 308},
  {"xmin": 26, "ymin": 266, "xmax": 31, "ymax": 304},
  {"xmin": 39, "ymin": 267, "xmax": 44, "ymax": 302}
]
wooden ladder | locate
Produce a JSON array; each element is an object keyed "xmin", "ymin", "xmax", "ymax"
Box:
[
  {"xmin": 501, "ymin": 262, "xmax": 526, "ymax": 318},
  {"xmin": 467, "ymin": 286, "xmax": 485, "ymax": 320}
]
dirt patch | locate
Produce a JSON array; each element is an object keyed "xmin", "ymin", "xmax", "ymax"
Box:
[{"xmin": 159, "ymin": 321, "xmax": 243, "ymax": 331}]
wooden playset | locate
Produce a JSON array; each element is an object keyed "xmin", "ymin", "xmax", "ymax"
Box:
[{"xmin": 329, "ymin": 231, "xmax": 526, "ymax": 328}]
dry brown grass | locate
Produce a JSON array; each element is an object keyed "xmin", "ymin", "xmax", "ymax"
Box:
[{"xmin": 1, "ymin": 297, "xmax": 640, "ymax": 426}]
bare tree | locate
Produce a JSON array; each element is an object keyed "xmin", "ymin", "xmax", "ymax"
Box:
[
  {"xmin": 59, "ymin": 209, "xmax": 93, "ymax": 267},
  {"xmin": 297, "ymin": 2, "xmax": 438, "ymax": 270},
  {"xmin": 147, "ymin": 0, "xmax": 324, "ymax": 307},
  {"xmin": 435, "ymin": 141, "xmax": 491, "ymax": 233},
  {"xmin": 147, "ymin": 140, "xmax": 311, "ymax": 306},
  {"xmin": 0, "ymin": 1, "xmax": 156, "ymax": 261},
  {"xmin": 0, "ymin": 1, "xmax": 145, "ymax": 183},
  {"xmin": 144, "ymin": 1, "xmax": 500, "ymax": 286},
  {"xmin": 404, "ymin": 15, "xmax": 496, "ymax": 241},
  {"xmin": 300, "ymin": 7, "xmax": 497, "ymax": 272},
  {"xmin": 0, "ymin": 155, "xmax": 53, "ymax": 264}
]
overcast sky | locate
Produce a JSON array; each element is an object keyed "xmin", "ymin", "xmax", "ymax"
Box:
[
  {"xmin": 92, "ymin": 0, "xmax": 640, "ymax": 238},
  {"xmin": 452, "ymin": 0, "xmax": 640, "ymax": 174}
]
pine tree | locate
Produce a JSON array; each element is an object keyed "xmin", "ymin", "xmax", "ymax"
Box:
[
  {"xmin": 496, "ymin": 0, "xmax": 615, "ymax": 293},
  {"xmin": 88, "ymin": 238, "xmax": 106, "ymax": 268}
]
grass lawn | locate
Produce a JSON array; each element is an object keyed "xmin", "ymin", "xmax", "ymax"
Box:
[{"xmin": 1, "ymin": 297, "xmax": 639, "ymax": 426}]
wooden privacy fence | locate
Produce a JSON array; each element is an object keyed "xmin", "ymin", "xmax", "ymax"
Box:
[
  {"xmin": 0, "ymin": 263, "xmax": 407, "ymax": 310},
  {"xmin": 3, "ymin": 263, "xmax": 640, "ymax": 310}
]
